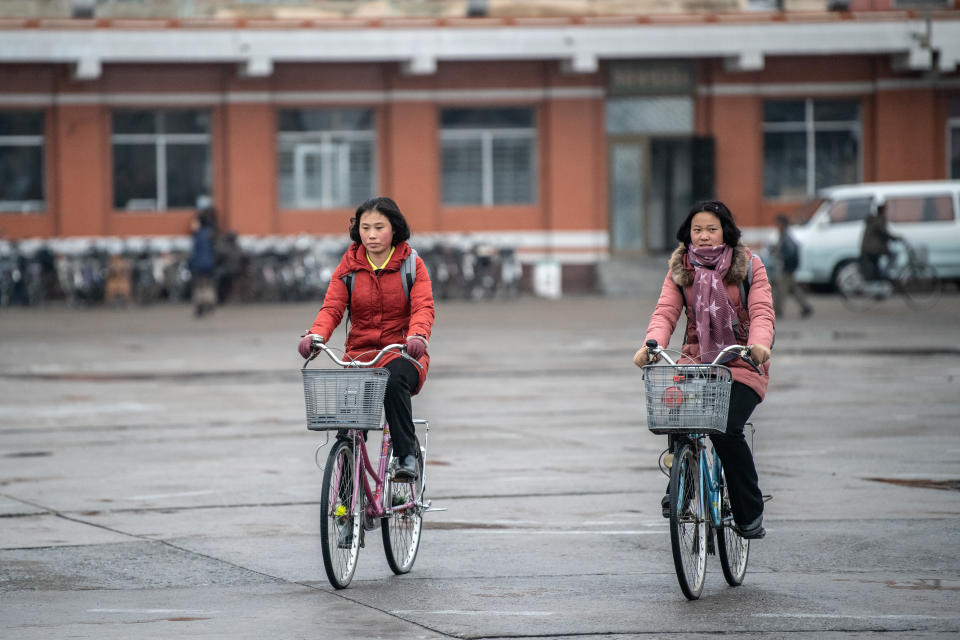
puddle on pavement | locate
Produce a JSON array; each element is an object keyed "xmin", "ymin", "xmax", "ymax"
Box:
[
  {"xmin": 866, "ymin": 477, "xmax": 960, "ymax": 492},
  {"xmin": 840, "ymin": 578, "xmax": 960, "ymax": 591}
]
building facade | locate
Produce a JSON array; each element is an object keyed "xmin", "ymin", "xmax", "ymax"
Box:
[{"xmin": 1, "ymin": 3, "xmax": 958, "ymax": 291}]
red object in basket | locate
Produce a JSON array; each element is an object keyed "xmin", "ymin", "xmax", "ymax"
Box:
[{"xmin": 663, "ymin": 386, "xmax": 684, "ymax": 408}]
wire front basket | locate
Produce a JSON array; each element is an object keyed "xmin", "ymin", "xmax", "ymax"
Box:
[
  {"xmin": 642, "ymin": 364, "xmax": 733, "ymax": 435},
  {"xmin": 302, "ymin": 368, "xmax": 389, "ymax": 431}
]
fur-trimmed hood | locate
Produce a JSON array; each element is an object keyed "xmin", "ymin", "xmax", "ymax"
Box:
[{"xmin": 669, "ymin": 243, "xmax": 753, "ymax": 288}]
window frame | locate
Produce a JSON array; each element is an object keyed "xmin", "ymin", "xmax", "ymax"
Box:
[
  {"xmin": 439, "ymin": 107, "xmax": 538, "ymax": 207},
  {"xmin": 762, "ymin": 98, "xmax": 862, "ymax": 201},
  {"xmin": 948, "ymin": 116, "xmax": 960, "ymax": 180},
  {"xmin": 0, "ymin": 110, "xmax": 46, "ymax": 213},
  {"xmin": 110, "ymin": 109, "xmax": 212, "ymax": 212},
  {"xmin": 276, "ymin": 108, "xmax": 377, "ymax": 211}
]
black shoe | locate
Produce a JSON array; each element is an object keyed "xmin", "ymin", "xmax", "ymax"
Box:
[
  {"xmin": 801, "ymin": 306, "xmax": 813, "ymax": 319},
  {"xmin": 393, "ymin": 455, "xmax": 418, "ymax": 481},
  {"xmin": 661, "ymin": 494, "xmax": 671, "ymax": 518},
  {"xmin": 733, "ymin": 516, "xmax": 766, "ymax": 539}
]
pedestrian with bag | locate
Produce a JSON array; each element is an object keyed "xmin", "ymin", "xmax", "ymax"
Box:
[
  {"xmin": 298, "ymin": 197, "xmax": 435, "ymax": 481},
  {"xmin": 188, "ymin": 207, "xmax": 218, "ymax": 317},
  {"xmin": 633, "ymin": 200, "xmax": 775, "ymax": 539},
  {"xmin": 771, "ymin": 214, "xmax": 813, "ymax": 318}
]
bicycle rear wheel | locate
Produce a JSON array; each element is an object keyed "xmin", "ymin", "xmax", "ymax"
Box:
[
  {"xmin": 382, "ymin": 440, "xmax": 424, "ymax": 574},
  {"xmin": 715, "ymin": 463, "xmax": 750, "ymax": 586},
  {"xmin": 900, "ymin": 264, "xmax": 942, "ymax": 310},
  {"xmin": 320, "ymin": 438, "xmax": 362, "ymax": 589},
  {"xmin": 669, "ymin": 442, "xmax": 706, "ymax": 600}
]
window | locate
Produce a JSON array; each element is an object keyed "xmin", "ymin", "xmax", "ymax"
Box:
[
  {"xmin": 112, "ymin": 110, "xmax": 212, "ymax": 211},
  {"xmin": 763, "ymin": 99, "xmax": 861, "ymax": 200},
  {"xmin": 277, "ymin": 108, "xmax": 375, "ymax": 209},
  {"xmin": 0, "ymin": 111, "xmax": 45, "ymax": 213},
  {"xmin": 826, "ymin": 197, "xmax": 872, "ymax": 224},
  {"xmin": 440, "ymin": 107, "xmax": 537, "ymax": 206},
  {"xmin": 886, "ymin": 195, "xmax": 954, "ymax": 223}
]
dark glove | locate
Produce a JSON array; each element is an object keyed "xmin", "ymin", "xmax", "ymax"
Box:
[
  {"xmin": 299, "ymin": 334, "xmax": 321, "ymax": 359},
  {"xmin": 405, "ymin": 335, "xmax": 428, "ymax": 359}
]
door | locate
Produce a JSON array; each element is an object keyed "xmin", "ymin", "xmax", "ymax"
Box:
[{"xmin": 609, "ymin": 138, "xmax": 648, "ymax": 253}]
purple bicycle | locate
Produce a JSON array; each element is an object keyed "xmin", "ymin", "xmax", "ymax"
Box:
[{"xmin": 302, "ymin": 340, "xmax": 433, "ymax": 589}]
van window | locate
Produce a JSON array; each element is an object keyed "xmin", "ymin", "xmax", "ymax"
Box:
[
  {"xmin": 886, "ymin": 195, "xmax": 955, "ymax": 223},
  {"xmin": 827, "ymin": 197, "xmax": 872, "ymax": 223}
]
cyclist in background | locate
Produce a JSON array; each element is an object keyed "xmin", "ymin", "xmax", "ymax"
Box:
[
  {"xmin": 860, "ymin": 200, "xmax": 901, "ymax": 282},
  {"xmin": 298, "ymin": 197, "xmax": 435, "ymax": 481},
  {"xmin": 633, "ymin": 200, "xmax": 775, "ymax": 539}
]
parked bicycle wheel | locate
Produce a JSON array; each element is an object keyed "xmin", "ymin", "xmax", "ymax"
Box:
[
  {"xmin": 900, "ymin": 263, "xmax": 942, "ymax": 310},
  {"xmin": 320, "ymin": 438, "xmax": 362, "ymax": 589},
  {"xmin": 715, "ymin": 463, "xmax": 749, "ymax": 586},
  {"xmin": 669, "ymin": 442, "xmax": 706, "ymax": 600},
  {"xmin": 382, "ymin": 440, "xmax": 424, "ymax": 575},
  {"xmin": 836, "ymin": 261, "xmax": 882, "ymax": 312}
]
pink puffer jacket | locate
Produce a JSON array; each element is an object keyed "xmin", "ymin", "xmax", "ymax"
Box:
[{"xmin": 645, "ymin": 243, "xmax": 776, "ymax": 400}]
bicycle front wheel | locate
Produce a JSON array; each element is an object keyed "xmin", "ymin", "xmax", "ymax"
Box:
[
  {"xmin": 320, "ymin": 438, "xmax": 362, "ymax": 589},
  {"xmin": 900, "ymin": 264, "xmax": 942, "ymax": 310},
  {"xmin": 835, "ymin": 261, "xmax": 880, "ymax": 312},
  {"xmin": 382, "ymin": 440, "xmax": 424, "ymax": 574},
  {"xmin": 716, "ymin": 464, "xmax": 750, "ymax": 586},
  {"xmin": 669, "ymin": 442, "xmax": 706, "ymax": 600}
]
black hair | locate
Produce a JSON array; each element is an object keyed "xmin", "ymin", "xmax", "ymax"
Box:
[
  {"xmin": 348, "ymin": 196, "xmax": 411, "ymax": 246},
  {"xmin": 676, "ymin": 200, "xmax": 741, "ymax": 247}
]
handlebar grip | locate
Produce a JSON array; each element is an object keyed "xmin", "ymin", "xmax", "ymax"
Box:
[{"xmin": 645, "ymin": 339, "xmax": 658, "ymax": 349}]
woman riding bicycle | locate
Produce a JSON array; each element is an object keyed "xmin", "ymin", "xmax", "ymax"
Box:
[
  {"xmin": 633, "ymin": 200, "xmax": 775, "ymax": 539},
  {"xmin": 298, "ymin": 196, "xmax": 435, "ymax": 482}
]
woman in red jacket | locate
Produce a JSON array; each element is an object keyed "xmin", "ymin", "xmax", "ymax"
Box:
[
  {"xmin": 299, "ymin": 197, "xmax": 435, "ymax": 481},
  {"xmin": 633, "ymin": 200, "xmax": 775, "ymax": 539}
]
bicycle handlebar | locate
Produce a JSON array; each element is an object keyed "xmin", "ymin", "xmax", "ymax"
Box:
[
  {"xmin": 644, "ymin": 339, "xmax": 763, "ymax": 375},
  {"xmin": 302, "ymin": 337, "xmax": 423, "ymax": 370}
]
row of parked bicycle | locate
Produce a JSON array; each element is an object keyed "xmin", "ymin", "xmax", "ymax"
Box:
[{"xmin": 0, "ymin": 235, "xmax": 523, "ymax": 308}]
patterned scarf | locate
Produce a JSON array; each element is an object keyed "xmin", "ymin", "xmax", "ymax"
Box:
[{"xmin": 687, "ymin": 244, "xmax": 737, "ymax": 362}]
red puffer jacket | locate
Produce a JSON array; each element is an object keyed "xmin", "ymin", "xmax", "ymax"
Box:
[{"xmin": 307, "ymin": 241, "xmax": 435, "ymax": 394}]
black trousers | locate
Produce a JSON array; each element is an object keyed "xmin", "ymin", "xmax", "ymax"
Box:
[
  {"xmin": 709, "ymin": 381, "xmax": 764, "ymax": 526},
  {"xmin": 383, "ymin": 358, "xmax": 419, "ymax": 458}
]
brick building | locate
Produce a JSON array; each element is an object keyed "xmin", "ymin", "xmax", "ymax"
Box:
[{"xmin": 1, "ymin": 1, "xmax": 958, "ymax": 291}]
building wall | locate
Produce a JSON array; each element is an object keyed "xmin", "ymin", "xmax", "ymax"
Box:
[{"xmin": 1, "ymin": 54, "xmax": 957, "ymax": 272}]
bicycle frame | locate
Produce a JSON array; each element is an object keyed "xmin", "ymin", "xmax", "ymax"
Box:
[
  {"xmin": 328, "ymin": 421, "xmax": 427, "ymax": 525},
  {"xmin": 675, "ymin": 434, "xmax": 728, "ymax": 532}
]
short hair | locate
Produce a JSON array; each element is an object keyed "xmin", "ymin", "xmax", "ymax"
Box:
[
  {"xmin": 676, "ymin": 200, "xmax": 742, "ymax": 247},
  {"xmin": 348, "ymin": 197, "xmax": 411, "ymax": 245}
]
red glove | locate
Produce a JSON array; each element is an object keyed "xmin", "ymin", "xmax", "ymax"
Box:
[
  {"xmin": 405, "ymin": 335, "xmax": 428, "ymax": 359},
  {"xmin": 299, "ymin": 334, "xmax": 321, "ymax": 359}
]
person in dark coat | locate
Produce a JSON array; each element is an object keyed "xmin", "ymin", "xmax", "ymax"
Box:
[
  {"xmin": 860, "ymin": 201, "xmax": 900, "ymax": 282},
  {"xmin": 188, "ymin": 208, "xmax": 218, "ymax": 317}
]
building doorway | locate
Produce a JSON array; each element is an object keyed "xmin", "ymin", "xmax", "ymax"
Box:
[{"xmin": 608, "ymin": 136, "xmax": 714, "ymax": 253}]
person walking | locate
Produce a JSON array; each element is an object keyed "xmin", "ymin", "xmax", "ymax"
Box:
[
  {"xmin": 771, "ymin": 214, "xmax": 813, "ymax": 318},
  {"xmin": 188, "ymin": 207, "xmax": 218, "ymax": 317},
  {"xmin": 298, "ymin": 197, "xmax": 435, "ymax": 481},
  {"xmin": 633, "ymin": 200, "xmax": 775, "ymax": 539}
]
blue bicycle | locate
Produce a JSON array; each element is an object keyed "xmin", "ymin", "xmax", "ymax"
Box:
[{"xmin": 642, "ymin": 340, "xmax": 760, "ymax": 600}]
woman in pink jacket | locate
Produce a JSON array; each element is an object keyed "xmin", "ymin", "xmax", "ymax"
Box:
[{"xmin": 633, "ymin": 200, "xmax": 775, "ymax": 539}]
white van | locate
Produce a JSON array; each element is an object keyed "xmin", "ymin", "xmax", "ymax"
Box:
[{"xmin": 791, "ymin": 181, "xmax": 960, "ymax": 289}]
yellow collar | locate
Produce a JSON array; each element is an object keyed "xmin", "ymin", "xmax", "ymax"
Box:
[{"xmin": 366, "ymin": 245, "xmax": 395, "ymax": 271}]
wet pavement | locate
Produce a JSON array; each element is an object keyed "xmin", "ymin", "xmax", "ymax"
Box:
[{"xmin": 1, "ymin": 291, "xmax": 959, "ymax": 638}]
